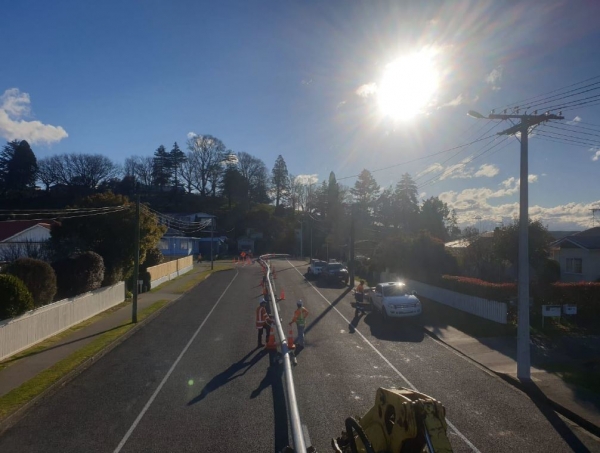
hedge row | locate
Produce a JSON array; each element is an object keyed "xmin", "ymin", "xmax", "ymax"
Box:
[{"xmin": 439, "ymin": 275, "xmax": 517, "ymax": 301}]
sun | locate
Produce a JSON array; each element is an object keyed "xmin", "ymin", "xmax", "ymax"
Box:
[{"xmin": 378, "ymin": 50, "xmax": 439, "ymax": 121}]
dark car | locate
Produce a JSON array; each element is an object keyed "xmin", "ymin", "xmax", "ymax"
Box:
[{"xmin": 319, "ymin": 263, "xmax": 349, "ymax": 285}]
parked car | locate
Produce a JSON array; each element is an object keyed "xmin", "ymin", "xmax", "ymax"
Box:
[
  {"xmin": 319, "ymin": 262, "xmax": 349, "ymax": 285},
  {"xmin": 306, "ymin": 259, "xmax": 326, "ymax": 279},
  {"xmin": 370, "ymin": 282, "xmax": 421, "ymax": 323}
]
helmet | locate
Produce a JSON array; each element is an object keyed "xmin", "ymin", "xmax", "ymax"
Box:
[
  {"xmin": 260, "ymin": 297, "xmax": 267, "ymax": 305},
  {"xmin": 296, "ymin": 300, "xmax": 303, "ymax": 307}
]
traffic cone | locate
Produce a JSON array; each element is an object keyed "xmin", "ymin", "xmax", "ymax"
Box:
[
  {"xmin": 265, "ymin": 326, "xmax": 277, "ymax": 351},
  {"xmin": 287, "ymin": 327, "xmax": 296, "ymax": 349},
  {"xmin": 279, "ymin": 288, "xmax": 285, "ymax": 300}
]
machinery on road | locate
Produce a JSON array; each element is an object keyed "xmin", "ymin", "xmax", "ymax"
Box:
[{"xmin": 331, "ymin": 387, "xmax": 453, "ymax": 453}]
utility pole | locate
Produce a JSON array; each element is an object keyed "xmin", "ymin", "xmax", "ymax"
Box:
[
  {"xmin": 349, "ymin": 205, "xmax": 356, "ymax": 287},
  {"xmin": 310, "ymin": 220, "xmax": 313, "ymax": 260},
  {"xmin": 469, "ymin": 109, "xmax": 563, "ymax": 380},
  {"xmin": 210, "ymin": 217, "xmax": 214, "ymax": 270},
  {"xmin": 132, "ymin": 194, "xmax": 140, "ymax": 323}
]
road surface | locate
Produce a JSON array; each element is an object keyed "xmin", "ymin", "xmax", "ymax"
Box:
[{"xmin": 0, "ymin": 259, "xmax": 598, "ymax": 452}]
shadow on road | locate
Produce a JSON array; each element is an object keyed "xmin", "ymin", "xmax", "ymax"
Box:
[
  {"xmin": 522, "ymin": 381, "xmax": 591, "ymax": 452},
  {"xmin": 250, "ymin": 359, "xmax": 289, "ymax": 452},
  {"xmin": 187, "ymin": 347, "xmax": 267, "ymax": 406},
  {"xmin": 362, "ymin": 314, "xmax": 425, "ymax": 342},
  {"xmin": 304, "ymin": 288, "xmax": 352, "ymax": 335}
]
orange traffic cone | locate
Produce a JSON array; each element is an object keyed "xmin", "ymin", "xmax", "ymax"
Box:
[
  {"xmin": 279, "ymin": 288, "xmax": 285, "ymax": 300},
  {"xmin": 287, "ymin": 327, "xmax": 296, "ymax": 349},
  {"xmin": 265, "ymin": 326, "xmax": 277, "ymax": 351}
]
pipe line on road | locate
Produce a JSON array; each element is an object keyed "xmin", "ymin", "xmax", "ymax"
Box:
[{"xmin": 259, "ymin": 254, "xmax": 307, "ymax": 453}]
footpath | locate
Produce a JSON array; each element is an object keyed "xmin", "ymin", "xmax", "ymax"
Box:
[
  {"xmin": 0, "ymin": 261, "xmax": 230, "ymax": 420},
  {"xmin": 420, "ymin": 298, "xmax": 600, "ymax": 437}
]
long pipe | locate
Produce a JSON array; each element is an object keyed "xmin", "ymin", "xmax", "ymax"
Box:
[{"xmin": 259, "ymin": 254, "xmax": 307, "ymax": 453}]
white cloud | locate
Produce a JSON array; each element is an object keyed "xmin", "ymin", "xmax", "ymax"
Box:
[
  {"xmin": 187, "ymin": 132, "xmax": 197, "ymax": 139},
  {"xmin": 417, "ymin": 163, "xmax": 443, "ymax": 178},
  {"xmin": 295, "ymin": 174, "xmax": 319, "ymax": 185},
  {"xmin": 485, "ymin": 66, "xmax": 503, "ymax": 91},
  {"xmin": 0, "ymin": 88, "xmax": 68, "ymax": 145},
  {"xmin": 419, "ymin": 192, "xmax": 427, "ymax": 199},
  {"xmin": 474, "ymin": 164, "xmax": 500, "ymax": 178},
  {"xmin": 439, "ymin": 94, "xmax": 479, "ymax": 108},
  {"xmin": 567, "ymin": 116, "xmax": 582, "ymax": 125},
  {"xmin": 591, "ymin": 147, "xmax": 600, "ymax": 161},
  {"xmin": 355, "ymin": 83, "xmax": 377, "ymax": 98},
  {"xmin": 528, "ymin": 174, "xmax": 538, "ymax": 183}
]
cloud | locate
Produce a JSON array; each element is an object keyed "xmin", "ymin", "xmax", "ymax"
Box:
[
  {"xmin": 439, "ymin": 94, "xmax": 479, "ymax": 108},
  {"xmin": 528, "ymin": 174, "xmax": 538, "ymax": 183},
  {"xmin": 336, "ymin": 100, "xmax": 347, "ymax": 109},
  {"xmin": 295, "ymin": 174, "xmax": 319, "ymax": 185},
  {"xmin": 474, "ymin": 164, "xmax": 500, "ymax": 178},
  {"xmin": 485, "ymin": 66, "xmax": 503, "ymax": 91},
  {"xmin": 591, "ymin": 147, "xmax": 600, "ymax": 161},
  {"xmin": 355, "ymin": 83, "xmax": 377, "ymax": 98},
  {"xmin": 0, "ymin": 88, "xmax": 68, "ymax": 145},
  {"xmin": 301, "ymin": 79, "xmax": 313, "ymax": 85},
  {"xmin": 187, "ymin": 132, "xmax": 197, "ymax": 139},
  {"xmin": 417, "ymin": 161, "xmax": 500, "ymax": 181},
  {"xmin": 419, "ymin": 192, "xmax": 427, "ymax": 199},
  {"xmin": 567, "ymin": 116, "xmax": 582, "ymax": 125}
]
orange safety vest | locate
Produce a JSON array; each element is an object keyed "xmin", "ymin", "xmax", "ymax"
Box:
[{"xmin": 256, "ymin": 306, "xmax": 270, "ymax": 329}]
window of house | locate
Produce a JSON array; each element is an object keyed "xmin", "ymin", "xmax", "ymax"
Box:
[
  {"xmin": 566, "ymin": 258, "xmax": 582, "ymax": 274},
  {"xmin": 159, "ymin": 239, "xmax": 169, "ymax": 250},
  {"xmin": 180, "ymin": 241, "xmax": 189, "ymax": 250}
]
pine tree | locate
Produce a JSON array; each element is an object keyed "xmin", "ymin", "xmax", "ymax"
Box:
[
  {"xmin": 393, "ymin": 173, "xmax": 420, "ymax": 232},
  {"xmin": 152, "ymin": 145, "xmax": 171, "ymax": 191},
  {"xmin": 0, "ymin": 140, "xmax": 38, "ymax": 192},
  {"xmin": 169, "ymin": 142, "xmax": 186, "ymax": 192},
  {"xmin": 271, "ymin": 155, "xmax": 289, "ymax": 207}
]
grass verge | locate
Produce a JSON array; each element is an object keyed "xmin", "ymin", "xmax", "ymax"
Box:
[{"xmin": 0, "ymin": 299, "xmax": 168, "ymax": 422}]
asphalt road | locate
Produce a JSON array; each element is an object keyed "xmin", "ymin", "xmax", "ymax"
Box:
[{"xmin": 0, "ymin": 259, "xmax": 599, "ymax": 452}]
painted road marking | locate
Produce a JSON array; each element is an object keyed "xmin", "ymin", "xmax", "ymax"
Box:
[
  {"xmin": 113, "ymin": 270, "xmax": 239, "ymax": 453},
  {"xmin": 288, "ymin": 260, "xmax": 481, "ymax": 453}
]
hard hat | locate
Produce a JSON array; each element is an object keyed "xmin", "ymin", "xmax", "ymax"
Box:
[
  {"xmin": 260, "ymin": 297, "xmax": 267, "ymax": 304},
  {"xmin": 296, "ymin": 300, "xmax": 303, "ymax": 307}
]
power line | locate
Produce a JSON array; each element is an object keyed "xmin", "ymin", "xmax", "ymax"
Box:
[
  {"xmin": 535, "ymin": 128, "xmax": 600, "ymax": 147},
  {"xmin": 542, "ymin": 123, "xmax": 600, "ymax": 140},
  {"xmin": 534, "ymin": 131, "xmax": 600, "ymax": 148},
  {"xmin": 536, "ymin": 93, "xmax": 600, "ymax": 112},
  {"xmin": 0, "ymin": 207, "xmax": 129, "ymax": 222},
  {"xmin": 520, "ymin": 81, "xmax": 600, "ymax": 111},
  {"xmin": 0, "ymin": 206, "xmax": 126, "ymax": 216}
]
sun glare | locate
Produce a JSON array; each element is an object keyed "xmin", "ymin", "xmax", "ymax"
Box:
[{"xmin": 378, "ymin": 50, "xmax": 439, "ymax": 121}]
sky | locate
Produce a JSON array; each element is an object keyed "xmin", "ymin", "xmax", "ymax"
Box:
[{"xmin": 1, "ymin": 0, "xmax": 600, "ymax": 231}]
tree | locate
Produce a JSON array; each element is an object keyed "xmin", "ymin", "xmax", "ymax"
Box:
[
  {"xmin": 152, "ymin": 145, "xmax": 172, "ymax": 191},
  {"xmin": 393, "ymin": 173, "xmax": 420, "ymax": 232},
  {"xmin": 420, "ymin": 196, "xmax": 450, "ymax": 241},
  {"xmin": 220, "ymin": 165, "xmax": 248, "ymax": 208},
  {"xmin": 351, "ymin": 169, "xmax": 379, "ymax": 225},
  {"xmin": 237, "ymin": 152, "xmax": 270, "ymax": 203},
  {"xmin": 271, "ymin": 155, "xmax": 289, "ymax": 207},
  {"xmin": 374, "ymin": 186, "xmax": 395, "ymax": 227},
  {"xmin": 42, "ymin": 154, "xmax": 120, "ymax": 190},
  {"xmin": 4, "ymin": 258, "xmax": 57, "ymax": 307},
  {"xmin": 492, "ymin": 219, "xmax": 554, "ymax": 272},
  {"xmin": 186, "ymin": 134, "xmax": 227, "ymax": 196},
  {"xmin": 0, "ymin": 140, "xmax": 38, "ymax": 192},
  {"xmin": 448, "ymin": 209, "xmax": 461, "ymax": 239},
  {"xmin": 37, "ymin": 156, "xmax": 59, "ymax": 191},
  {"xmin": 49, "ymin": 192, "xmax": 166, "ymax": 285},
  {"xmin": 169, "ymin": 142, "xmax": 186, "ymax": 192},
  {"xmin": 124, "ymin": 155, "xmax": 154, "ymax": 187},
  {"xmin": 0, "ymin": 274, "xmax": 34, "ymax": 319}
]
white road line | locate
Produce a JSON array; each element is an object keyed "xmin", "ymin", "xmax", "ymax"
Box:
[
  {"xmin": 288, "ymin": 261, "xmax": 481, "ymax": 453},
  {"xmin": 113, "ymin": 270, "xmax": 239, "ymax": 453}
]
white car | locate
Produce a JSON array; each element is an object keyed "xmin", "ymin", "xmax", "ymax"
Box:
[
  {"xmin": 307, "ymin": 259, "xmax": 326, "ymax": 278},
  {"xmin": 371, "ymin": 282, "xmax": 422, "ymax": 322}
]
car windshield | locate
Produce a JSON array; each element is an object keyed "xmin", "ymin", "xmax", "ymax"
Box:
[
  {"xmin": 383, "ymin": 285, "xmax": 409, "ymax": 297},
  {"xmin": 327, "ymin": 264, "xmax": 343, "ymax": 271},
  {"xmin": 314, "ymin": 262, "xmax": 325, "ymax": 268}
]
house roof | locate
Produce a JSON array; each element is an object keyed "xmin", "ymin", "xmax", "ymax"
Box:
[
  {"xmin": 552, "ymin": 227, "xmax": 600, "ymax": 250},
  {"xmin": 0, "ymin": 220, "xmax": 56, "ymax": 242}
]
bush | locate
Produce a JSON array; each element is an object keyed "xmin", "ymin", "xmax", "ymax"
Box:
[
  {"xmin": 142, "ymin": 247, "xmax": 164, "ymax": 270},
  {"xmin": 53, "ymin": 251, "xmax": 105, "ymax": 300},
  {"xmin": 0, "ymin": 274, "xmax": 34, "ymax": 319},
  {"xmin": 537, "ymin": 282, "xmax": 600, "ymax": 326},
  {"xmin": 439, "ymin": 275, "xmax": 517, "ymax": 302},
  {"xmin": 4, "ymin": 258, "xmax": 57, "ymax": 307}
]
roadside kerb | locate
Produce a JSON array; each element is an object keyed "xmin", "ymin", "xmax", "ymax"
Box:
[{"xmin": 419, "ymin": 324, "xmax": 600, "ymax": 438}]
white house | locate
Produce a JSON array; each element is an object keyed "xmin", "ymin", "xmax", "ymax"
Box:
[
  {"xmin": 0, "ymin": 220, "xmax": 54, "ymax": 261},
  {"xmin": 551, "ymin": 227, "xmax": 600, "ymax": 282}
]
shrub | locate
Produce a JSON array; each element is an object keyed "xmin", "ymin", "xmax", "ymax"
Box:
[
  {"xmin": 142, "ymin": 247, "xmax": 164, "ymax": 270},
  {"xmin": 0, "ymin": 274, "xmax": 34, "ymax": 319},
  {"xmin": 439, "ymin": 275, "xmax": 517, "ymax": 301},
  {"xmin": 541, "ymin": 282, "xmax": 600, "ymax": 325},
  {"xmin": 53, "ymin": 251, "xmax": 105, "ymax": 300},
  {"xmin": 4, "ymin": 257, "xmax": 57, "ymax": 307}
]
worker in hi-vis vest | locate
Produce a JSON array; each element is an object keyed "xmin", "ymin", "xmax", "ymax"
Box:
[
  {"xmin": 289, "ymin": 300, "xmax": 309, "ymax": 347},
  {"xmin": 256, "ymin": 298, "xmax": 272, "ymax": 347}
]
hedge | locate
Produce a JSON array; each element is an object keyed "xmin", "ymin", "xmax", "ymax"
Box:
[
  {"xmin": 4, "ymin": 258, "xmax": 57, "ymax": 307},
  {"xmin": 439, "ymin": 275, "xmax": 517, "ymax": 301},
  {"xmin": 53, "ymin": 252, "xmax": 105, "ymax": 300},
  {"xmin": 0, "ymin": 274, "xmax": 34, "ymax": 320}
]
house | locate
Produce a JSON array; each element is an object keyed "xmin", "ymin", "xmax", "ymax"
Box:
[
  {"xmin": 551, "ymin": 227, "xmax": 600, "ymax": 282},
  {"xmin": 158, "ymin": 236, "xmax": 226, "ymax": 258},
  {"xmin": 0, "ymin": 220, "xmax": 55, "ymax": 261}
]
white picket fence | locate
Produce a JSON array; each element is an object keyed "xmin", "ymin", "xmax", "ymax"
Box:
[
  {"xmin": 380, "ymin": 271, "xmax": 507, "ymax": 324},
  {"xmin": 0, "ymin": 282, "xmax": 125, "ymax": 361}
]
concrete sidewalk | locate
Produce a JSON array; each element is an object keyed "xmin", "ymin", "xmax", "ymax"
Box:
[
  {"xmin": 0, "ymin": 262, "xmax": 222, "ymax": 398},
  {"xmin": 421, "ymin": 320, "xmax": 600, "ymax": 436}
]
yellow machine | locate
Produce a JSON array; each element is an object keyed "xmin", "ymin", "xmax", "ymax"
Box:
[{"xmin": 332, "ymin": 387, "xmax": 453, "ymax": 453}]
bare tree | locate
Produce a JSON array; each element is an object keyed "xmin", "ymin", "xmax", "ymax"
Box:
[
  {"xmin": 124, "ymin": 156, "xmax": 154, "ymax": 187},
  {"xmin": 237, "ymin": 152, "xmax": 270, "ymax": 203},
  {"xmin": 48, "ymin": 154, "xmax": 120, "ymax": 189},
  {"xmin": 178, "ymin": 152, "xmax": 197, "ymax": 194},
  {"xmin": 186, "ymin": 135, "xmax": 226, "ymax": 196},
  {"xmin": 37, "ymin": 156, "xmax": 61, "ymax": 191}
]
